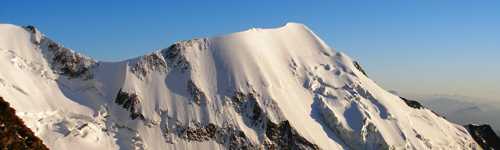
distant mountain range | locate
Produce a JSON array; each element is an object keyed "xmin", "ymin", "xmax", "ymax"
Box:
[{"xmin": 415, "ymin": 95, "xmax": 500, "ymax": 135}]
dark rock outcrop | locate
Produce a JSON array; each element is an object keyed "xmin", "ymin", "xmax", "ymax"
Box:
[
  {"xmin": 353, "ymin": 61, "xmax": 368, "ymax": 77},
  {"xmin": 42, "ymin": 40, "xmax": 95, "ymax": 79},
  {"xmin": 178, "ymin": 123, "xmax": 217, "ymax": 142},
  {"xmin": 114, "ymin": 89, "xmax": 145, "ymax": 120},
  {"xmin": 167, "ymin": 119, "xmax": 320, "ymax": 150},
  {"xmin": 187, "ymin": 80, "xmax": 206, "ymax": 105},
  {"xmin": 264, "ymin": 120, "xmax": 320, "ymax": 150},
  {"xmin": 130, "ymin": 53, "xmax": 167, "ymax": 78},
  {"xmin": 398, "ymin": 97, "xmax": 446, "ymax": 119},
  {"xmin": 400, "ymin": 97, "xmax": 424, "ymax": 109},
  {"xmin": 162, "ymin": 42, "xmax": 191, "ymax": 72},
  {"xmin": 231, "ymin": 92, "xmax": 266, "ymax": 128},
  {"xmin": 23, "ymin": 25, "xmax": 37, "ymax": 34},
  {"xmin": 22, "ymin": 25, "xmax": 96, "ymax": 79},
  {"xmin": 0, "ymin": 97, "xmax": 49, "ymax": 150},
  {"xmin": 230, "ymin": 92, "xmax": 320, "ymax": 150},
  {"xmin": 161, "ymin": 121, "xmax": 256, "ymax": 150},
  {"xmin": 52, "ymin": 52, "xmax": 91, "ymax": 78},
  {"xmin": 465, "ymin": 124, "xmax": 500, "ymax": 150}
]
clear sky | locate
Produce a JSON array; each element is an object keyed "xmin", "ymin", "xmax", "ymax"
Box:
[{"xmin": 1, "ymin": 0, "xmax": 499, "ymax": 100}]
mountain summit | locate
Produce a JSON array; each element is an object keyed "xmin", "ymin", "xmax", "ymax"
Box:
[{"xmin": 0, "ymin": 23, "xmax": 481, "ymax": 149}]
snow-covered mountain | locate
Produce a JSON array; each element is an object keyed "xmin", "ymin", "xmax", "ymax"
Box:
[{"xmin": 0, "ymin": 23, "xmax": 482, "ymax": 149}]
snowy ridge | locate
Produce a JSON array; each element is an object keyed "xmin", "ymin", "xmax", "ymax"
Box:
[{"xmin": 0, "ymin": 23, "xmax": 481, "ymax": 149}]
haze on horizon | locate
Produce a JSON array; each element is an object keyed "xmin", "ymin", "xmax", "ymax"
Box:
[{"xmin": 2, "ymin": 0, "xmax": 499, "ymax": 101}]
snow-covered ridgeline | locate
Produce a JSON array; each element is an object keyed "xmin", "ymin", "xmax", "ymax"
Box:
[{"xmin": 0, "ymin": 23, "xmax": 481, "ymax": 149}]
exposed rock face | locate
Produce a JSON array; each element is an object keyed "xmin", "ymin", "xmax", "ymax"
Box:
[
  {"xmin": 21, "ymin": 25, "xmax": 95, "ymax": 79},
  {"xmin": 23, "ymin": 25, "xmax": 41, "ymax": 45},
  {"xmin": 114, "ymin": 89, "xmax": 145, "ymax": 120},
  {"xmin": 465, "ymin": 124, "xmax": 500, "ymax": 150},
  {"xmin": 130, "ymin": 52, "xmax": 167, "ymax": 79},
  {"xmin": 51, "ymin": 50, "xmax": 92, "ymax": 78},
  {"xmin": 23, "ymin": 25, "xmax": 36, "ymax": 34},
  {"xmin": 157, "ymin": 91, "xmax": 319, "ymax": 150},
  {"xmin": 167, "ymin": 122, "xmax": 257, "ymax": 150},
  {"xmin": 187, "ymin": 80, "xmax": 206, "ymax": 105},
  {"xmin": 400, "ymin": 97, "xmax": 425, "ymax": 109},
  {"xmin": 230, "ymin": 92, "xmax": 267, "ymax": 127},
  {"xmin": 40, "ymin": 39, "xmax": 95, "ymax": 79},
  {"xmin": 264, "ymin": 120, "xmax": 320, "ymax": 150},
  {"xmin": 162, "ymin": 42, "xmax": 191, "ymax": 72},
  {"xmin": 178, "ymin": 123, "xmax": 217, "ymax": 142},
  {"xmin": 353, "ymin": 61, "xmax": 368, "ymax": 76},
  {"xmin": 399, "ymin": 97, "xmax": 447, "ymax": 119},
  {"xmin": 0, "ymin": 97, "xmax": 49, "ymax": 150},
  {"xmin": 230, "ymin": 92, "xmax": 320, "ymax": 150}
]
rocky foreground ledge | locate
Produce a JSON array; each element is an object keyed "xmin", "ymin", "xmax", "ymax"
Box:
[{"xmin": 0, "ymin": 97, "xmax": 49, "ymax": 150}]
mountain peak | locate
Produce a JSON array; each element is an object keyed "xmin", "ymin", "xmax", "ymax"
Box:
[{"xmin": 0, "ymin": 23, "xmax": 483, "ymax": 150}]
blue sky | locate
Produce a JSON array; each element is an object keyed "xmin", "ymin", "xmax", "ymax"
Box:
[{"xmin": 2, "ymin": 0, "xmax": 499, "ymax": 100}]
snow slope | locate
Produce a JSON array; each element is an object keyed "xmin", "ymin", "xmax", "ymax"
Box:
[{"xmin": 0, "ymin": 23, "xmax": 481, "ymax": 149}]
